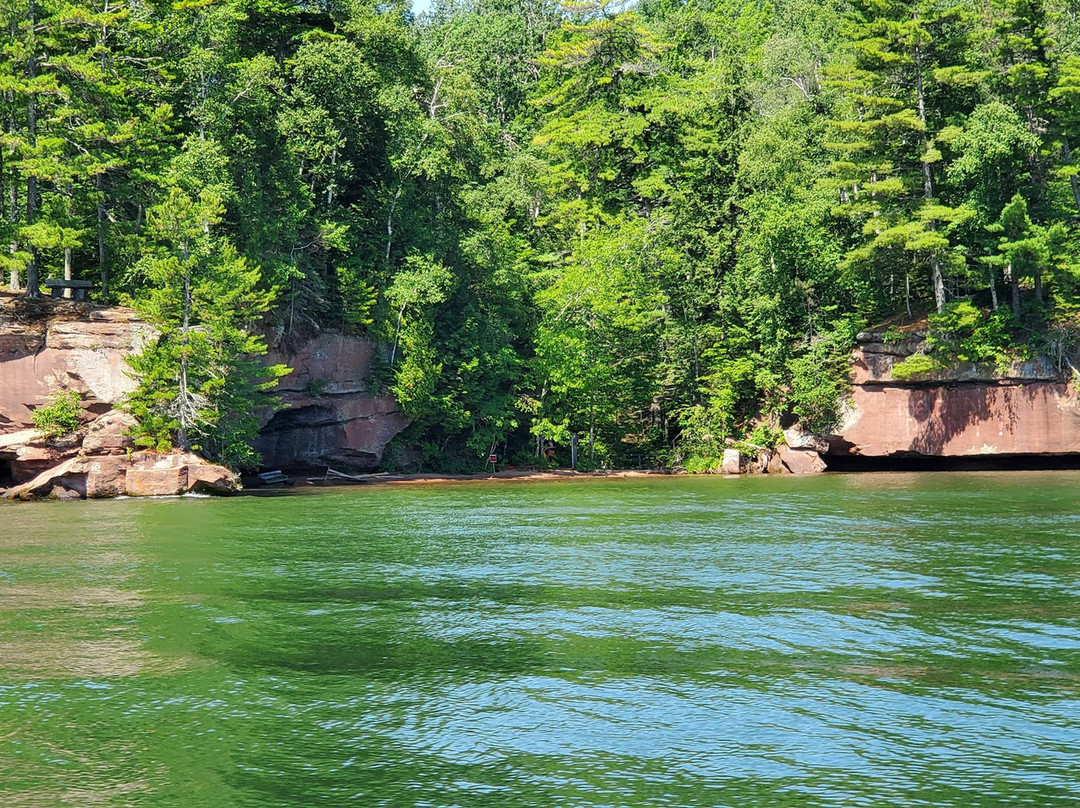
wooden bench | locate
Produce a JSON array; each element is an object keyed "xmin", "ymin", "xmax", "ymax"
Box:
[
  {"xmin": 43, "ymin": 279, "xmax": 93, "ymax": 301},
  {"xmin": 258, "ymin": 470, "xmax": 288, "ymax": 486}
]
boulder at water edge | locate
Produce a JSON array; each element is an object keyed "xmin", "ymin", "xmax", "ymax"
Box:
[
  {"xmin": 3, "ymin": 450, "xmax": 239, "ymax": 500},
  {"xmin": 775, "ymin": 444, "xmax": 827, "ymax": 474},
  {"xmin": 721, "ymin": 449, "xmax": 742, "ymax": 474}
]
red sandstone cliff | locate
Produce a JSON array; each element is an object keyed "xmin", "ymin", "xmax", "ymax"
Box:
[
  {"xmin": 0, "ymin": 294, "xmax": 409, "ymax": 494},
  {"xmin": 826, "ymin": 330, "xmax": 1080, "ymax": 459},
  {"xmin": 0, "ymin": 296, "xmax": 154, "ymax": 430},
  {"xmin": 255, "ymin": 329, "xmax": 409, "ymax": 471}
]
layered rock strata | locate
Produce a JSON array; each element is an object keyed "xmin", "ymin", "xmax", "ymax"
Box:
[
  {"xmin": 255, "ymin": 330, "xmax": 409, "ymax": 471},
  {"xmin": 826, "ymin": 330, "xmax": 1080, "ymax": 460},
  {"xmin": 0, "ymin": 298, "xmax": 154, "ymax": 431},
  {"xmin": 1, "ymin": 295, "xmax": 410, "ymax": 492}
]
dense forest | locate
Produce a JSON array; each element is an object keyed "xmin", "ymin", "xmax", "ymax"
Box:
[{"xmin": 3, "ymin": 0, "xmax": 1080, "ymax": 470}]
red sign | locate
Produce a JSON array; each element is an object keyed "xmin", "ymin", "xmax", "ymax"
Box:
[{"xmin": 488, "ymin": 454, "xmax": 498, "ymax": 463}]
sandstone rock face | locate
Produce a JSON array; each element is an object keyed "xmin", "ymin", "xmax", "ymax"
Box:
[
  {"xmin": 256, "ymin": 331, "xmax": 409, "ymax": 470},
  {"xmin": 0, "ymin": 300, "xmax": 154, "ymax": 430},
  {"xmin": 0, "ymin": 429, "xmax": 39, "ymax": 450},
  {"xmin": 10, "ymin": 442, "xmax": 79, "ymax": 483},
  {"xmin": 835, "ymin": 381, "xmax": 1080, "ymax": 456},
  {"xmin": 767, "ymin": 451, "xmax": 790, "ymax": 474},
  {"xmin": 182, "ymin": 462, "xmax": 237, "ymax": 494},
  {"xmin": 3, "ymin": 451, "xmax": 239, "ymax": 500},
  {"xmin": 3, "ymin": 457, "xmax": 83, "ymax": 499},
  {"xmin": 81, "ymin": 409, "xmax": 137, "ymax": 455},
  {"xmin": 0, "ymin": 410, "xmax": 134, "ymax": 486},
  {"xmin": 782, "ymin": 426, "xmax": 830, "ymax": 453},
  {"xmin": 828, "ymin": 332, "xmax": 1080, "ymax": 459},
  {"xmin": 50, "ymin": 484, "xmax": 82, "ymax": 501},
  {"xmin": 84, "ymin": 455, "xmax": 130, "ymax": 498},
  {"xmin": 125, "ymin": 467, "xmax": 184, "ymax": 497},
  {"xmin": 851, "ymin": 330, "xmax": 1060, "ymax": 387}
]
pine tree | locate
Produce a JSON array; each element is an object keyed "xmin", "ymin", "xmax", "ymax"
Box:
[
  {"xmin": 125, "ymin": 187, "xmax": 289, "ymax": 469},
  {"xmin": 824, "ymin": 0, "xmax": 981, "ymax": 314},
  {"xmin": 1, "ymin": 0, "xmax": 162, "ymax": 297}
]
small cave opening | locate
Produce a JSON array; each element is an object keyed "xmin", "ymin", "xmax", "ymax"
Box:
[
  {"xmin": 259, "ymin": 404, "xmax": 338, "ymax": 434},
  {"xmin": 823, "ymin": 453, "xmax": 1080, "ymax": 472},
  {"xmin": 0, "ymin": 456, "xmax": 13, "ymax": 490}
]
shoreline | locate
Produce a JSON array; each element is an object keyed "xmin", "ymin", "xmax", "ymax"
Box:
[
  {"xmin": 254, "ymin": 468, "xmax": 678, "ymax": 491},
  {"xmin": 250, "ymin": 458, "xmax": 1080, "ymax": 493}
]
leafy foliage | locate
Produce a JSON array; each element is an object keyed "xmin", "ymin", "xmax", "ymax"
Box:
[
  {"xmin": 31, "ymin": 390, "xmax": 83, "ymax": 439},
  {"xmin": 5, "ymin": 0, "xmax": 1080, "ymax": 469},
  {"xmin": 123, "ymin": 188, "xmax": 289, "ymax": 469}
]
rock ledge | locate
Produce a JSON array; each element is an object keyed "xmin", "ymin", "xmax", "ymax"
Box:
[{"xmin": 3, "ymin": 449, "xmax": 238, "ymax": 500}]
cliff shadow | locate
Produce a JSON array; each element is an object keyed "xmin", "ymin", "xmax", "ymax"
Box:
[
  {"xmin": 906, "ymin": 384, "xmax": 995, "ymax": 455},
  {"xmin": 902, "ymin": 381, "xmax": 1065, "ymax": 456},
  {"xmin": 825, "ymin": 452, "xmax": 1080, "ymax": 471}
]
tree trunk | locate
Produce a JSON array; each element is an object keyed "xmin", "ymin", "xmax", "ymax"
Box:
[
  {"xmin": 63, "ymin": 248, "xmax": 72, "ymax": 297},
  {"xmin": 929, "ymin": 254, "xmax": 944, "ymax": 313},
  {"xmin": 96, "ymin": 173, "xmax": 107, "ymax": 295},
  {"xmin": 914, "ymin": 39, "xmax": 944, "ymax": 313},
  {"xmin": 385, "ymin": 183, "xmax": 403, "ymax": 264},
  {"xmin": 6, "ymin": 174, "xmax": 17, "ymax": 290},
  {"xmin": 4, "ymin": 26, "xmax": 19, "ymax": 291},
  {"xmin": 63, "ymin": 182, "xmax": 73, "ymax": 297},
  {"xmin": 4, "ymin": 101, "xmax": 17, "ymax": 291},
  {"xmin": 1064, "ymin": 141, "xmax": 1080, "ymax": 218},
  {"xmin": 389, "ymin": 303, "xmax": 406, "ymax": 366},
  {"xmin": 177, "ymin": 271, "xmax": 192, "ymax": 450},
  {"xmin": 176, "ymin": 234, "xmax": 194, "ymax": 450},
  {"xmin": 1008, "ymin": 261, "xmax": 1020, "ymax": 315},
  {"xmin": 326, "ymin": 147, "xmax": 335, "ymax": 207},
  {"xmin": 24, "ymin": 0, "xmax": 40, "ymax": 299},
  {"xmin": 588, "ymin": 403, "xmax": 595, "ymax": 465}
]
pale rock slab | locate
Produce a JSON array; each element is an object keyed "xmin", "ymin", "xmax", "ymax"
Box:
[
  {"xmin": 721, "ymin": 448, "xmax": 742, "ymax": 474},
  {"xmin": 776, "ymin": 444, "xmax": 827, "ymax": 474}
]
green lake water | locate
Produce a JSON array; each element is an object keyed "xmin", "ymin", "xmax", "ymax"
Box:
[{"xmin": 1, "ymin": 472, "xmax": 1079, "ymax": 807}]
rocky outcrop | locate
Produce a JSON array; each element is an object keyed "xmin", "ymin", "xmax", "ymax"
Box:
[
  {"xmin": 0, "ymin": 428, "xmax": 64, "ymax": 484},
  {"xmin": 825, "ymin": 330, "xmax": 1080, "ymax": 460},
  {"xmin": 1, "ymin": 295, "xmax": 410, "ymax": 487},
  {"xmin": 80, "ymin": 409, "xmax": 139, "ymax": 455},
  {"xmin": 0, "ymin": 404, "xmax": 237, "ymax": 500},
  {"xmin": 255, "ymin": 330, "xmax": 409, "ymax": 471},
  {"xmin": 0, "ymin": 296, "xmax": 155, "ymax": 431},
  {"xmin": 3, "ymin": 449, "xmax": 238, "ymax": 500},
  {"xmin": 775, "ymin": 442, "xmax": 828, "ymax": 473}
]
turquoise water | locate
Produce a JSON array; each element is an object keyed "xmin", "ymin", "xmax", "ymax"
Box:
[{"xmin": 1, "ymin": 473, "xmax": 1079, "ymax": 806}]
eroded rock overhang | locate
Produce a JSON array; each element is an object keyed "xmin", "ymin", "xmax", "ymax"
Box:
[{"xmin": 823, "ymin": 330, "xmax": 1080, "ymax": 466}]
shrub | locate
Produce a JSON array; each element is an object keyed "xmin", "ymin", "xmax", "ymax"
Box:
[
  {"xmin": 747, "ymin": 422, "xmax": 783, "ymax": 449},
  {"xmin": 891, "ymin": 352, "xmax": 943, "ymax": 381},
  {"xmin": 925, "ymin": 301, "xmax": 1025, "ymax": 367},
  {"xmin": 786, "ymin": 318, "xmax": 858, "ymax": 434},
  {"xmin": 31, "ymin": 390, "xmax": 83, "ymax": 439}
]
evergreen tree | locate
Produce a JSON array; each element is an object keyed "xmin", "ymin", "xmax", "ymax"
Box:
[
  {"xmin": 824, "ymin": 0, "xmax": 981, "ymax": 314},
  {"xmin": 125, "ymin": 187, "xmax": 289, "ymax": 469}
]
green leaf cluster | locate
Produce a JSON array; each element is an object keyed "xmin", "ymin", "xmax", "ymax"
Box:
[{"xmin": 31, "ymin": 390, "xmax": 83, "ymax": 440}]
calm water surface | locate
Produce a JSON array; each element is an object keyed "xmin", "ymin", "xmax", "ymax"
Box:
[{"xmin": 1, "ymin": 472, "xmax": 1078, "ymax": 807}]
